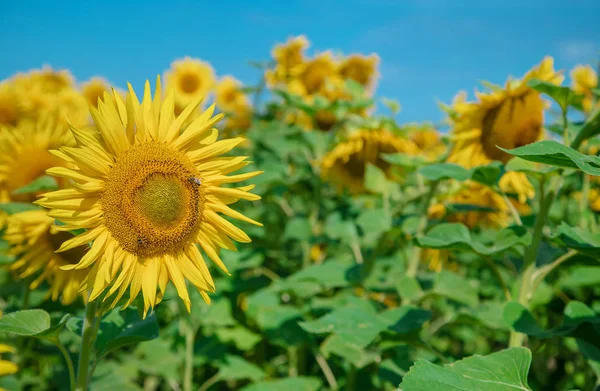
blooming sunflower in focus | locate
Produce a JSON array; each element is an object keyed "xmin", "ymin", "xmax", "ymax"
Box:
[
  {"xmin": 339, "ymin": 54, "xmax": 379, "ymax": 91},
  {"xmin": 448, "ymin": 57, "xmax": 562, "ymax": 203},
  {"xmin": 0, "ymin": 344, "xmax": 17, "ymax": 385},
  {"xmin": 321, "ymin": 129, "xmax": 417, "ymax": 193},
  {"xmin": 81, "ymin": 77, "xmax": 111, "ymax": 108},
  {"xmin": 4, "ymin": 210, "xmax": 87, "ymax": 305},
  {"xmin": 265, "ymin": 35, "xmax": 309, "ymax": 86},
  {"xmin": 570, "ymin": 64, "xmax": 598, "ymax": 113},
  {"xmin": 166, "ymin": 57, "xmax": 216, "ymax": 112},
  {"xmin": 38, "ymin": 78, "xmax": 262, "ymax": 316}
]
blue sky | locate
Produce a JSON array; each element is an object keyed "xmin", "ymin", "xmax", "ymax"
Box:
[{"xmin": 1, "ymin": 0, "xmax": 599, "ymax": 123}]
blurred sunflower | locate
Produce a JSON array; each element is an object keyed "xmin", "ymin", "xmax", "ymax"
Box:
[
  {"xmin": 339, "ymin": 54, "xmax": 379, "ymax": 90},
  {"xmin": 0, "ymin": 116, "xmax": 73, "ymax": 227},
  {"xmin": 166, "ymin": 57, "xmax": 216, "ymax": 113},
  {"xmin": 4, "ymin": 210, "xmax": 87, "ymax": 305},
  {"xmin": 321, "ymin": 129, "xmax": 417, "ymax": 193},
  {"xmin": 19, "ymin": 66, "xmax": 74, "ymax": 94},
  {"xmin": 447, "ymin": 57, "xmax": 562, "ymax": 203},
  {"xmin": 0, "ymin": 344, "xmax": 17, "ymax": 384},
  {"xmin": 265, "ymin": 35, "xmax": 309, "ymax": 86},
  {"xmin": 421, "ymin": 248, "xmax": 455, "ymax": 272},
  {"xmin": 81, "ymin": 77, "xmax": 111, "ymax": 108},
  {"xmin": 570, "ymin": 64, "xmax": 598, "ymax": 113},
  {"xmin": 588, "ymin": 188, "xmax": 600, "ymax": 212},
  {"xmin": 215, "ymin": 76, "xmax": 253, "ymax": 132},
  {"xmin": 407, "ymin": 124, "xmax": 447, "ymax": 161},
  {"xmin": 0, "ymin": 83, "xmax": 21, "ymax": 127},
  {"xmin": 293, "ymin": 51, "xmax": 338, "ymax": 96},
  {"xmin": 38, "ymin": 78, "xmax": 262, "ymax": 316}
]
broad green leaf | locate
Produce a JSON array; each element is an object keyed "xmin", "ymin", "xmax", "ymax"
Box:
[
  {"xmin": 417, "ymin": 223, "xmax": 530, "ymax": 256},
  {"xmin": 396, "ymin": 276, "xmax": 423, "ymax": 301},
  {"xmin": 67, "ymin": 308, "xmax": 159, "ymax": 357},
  {"xmin": 470, "ymin": 161, "xmax": 504, "ymax": 186},
  {"xmin": 552, "ymin": 222, "xmax": 600, "ymax": 256},
  {"xmin": 0, "ymin": 310, "xmax": 68, "ymax": 342},
  {"xmin": 461, "ymin": 302, "xmax": 509, "ymax": 330},
  {"xmin": 571, "ymin": 105, "xmax": 600, "ymax": 148},
  {"xmin": 240, "ymin": 377, "xmax": 322, "ymax": 391},
  {"xmin": 12, "ymin": 175, "xmax": 58, "ymax": 195},
  {"xmin": 500, "ymin": 140, "xmax": 600, "ymax": 175},
  {"xmin": 215, "ymin": 326, "xmax": 262, "ymax": 351},
  {"xmin": 325, "ymin": 213, "xmax": 358, "ymax": 244},
  {"xmin": 365, "ymin": 163, "xmax": 389, "ymax": 194},
  {"xmin": 383, "ymin": 152, "xmax": 428, "ymax": 168},
  {"xmin": 559, "ymin": 266, "xmax": 600, "ymax": 288},
  {"xmin": 527, "ymin": 79, "xmax": 576, "ymax": 111},
  {"xmin": 283, "ymin": 217, "xmax": 312, "ymax": 241},
  {"xmin": 91, "ymin": 362, "xmax": 142, "ymax": 391},
  {"xmin": 321, "ymin": 334, "xmax": 380, "ymax": 368},
  {"xmin": 433, "ymin": 271, "xmax": 479, "ymax": 308},
  {"xmin": 357, "ymin": 208, "xmax": 392, "ymax": 243},
  {"xmin": 285, "ymin": 260, "xmax": 354, "ymax": 289},
  {"xmin": 217, "ymin": 355, "xmax": 265, "ymax": 382},
  {"xmin": 191, "ymin": 295, "xmax": 236, "ymax": 327},
  {"xmin": 299, "ymin": 305, "xmax": 388, "ymax": 348},
  {"xmin": 419, "ymin": 163, "xmax": 470, "ymax": 182},
  {"xmin": 399, "ymin": 347, "xmax": 533, "ymax": 391},
  {"xmin": 0, "ymin": 202, "xmax": 41, "ymax": 214},
  {"xmin": 380, "ymin": 306, "xmax": 432, "ymax": 334}
]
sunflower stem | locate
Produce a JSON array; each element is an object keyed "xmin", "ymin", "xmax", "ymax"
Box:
[
  {"xmin": 55, "ymin": 339, "xmax": 76, "ymax": 391},
  {"xmin": 509, "ymin": 176, "xmax": 557, "ymax": 348},
  {"xmin": 183, "ymin": 321, "xmax": 196, "ymax": 391},
  {"xmin": 75, "ymin": 298, "xmax": 100, "ymax": 391},
  {"xmin": 407, "ymin": 180, "xmax": 439, "ymax": 278}
]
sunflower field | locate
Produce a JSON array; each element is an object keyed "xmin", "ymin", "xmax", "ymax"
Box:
[{"xmin": 0, "ymin": 34, "xmax": 599, "ymax": 391}]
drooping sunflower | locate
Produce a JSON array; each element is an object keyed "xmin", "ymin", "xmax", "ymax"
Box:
[
  {"xmin": 37, "ymin": 78, "xmax": 262, "ymax": 316},
  {"xmin": 81, "ymin": 77, "xmax": 111, "ymax": 108},
  {"xmin": 447, "ymin": 57, "xmax": 563, "ymax": 203},
  {"xmin": 265, "ymin": 35, "xmax": 310, "ymax": 86},
  {"xmin": 570, "ymin": 64, "xmax": 598, "ymax": 113},
  {"xmin": 292, "ymin": 51, "xmax": 339, "ymax": 97},
  {"xmin": 0, "ymin": 344, "xmax": 17, "ymax": 382},
  {"xmin": 0, "ymin": 116, "xmax": 74, "ymax": 228},
  {"xmin": 4, "ymin": 210, "xmax": 87, "ymax": 305},
  {"xmin": 165, "ymin": 57, "xmax": 216, "ymax": 113},
  {"xmin": 321, "ymin": 129, "xmax": 417, "ymax": 193},
  {"xmin": 338, "ymin": 54, "xmax": 379, "ymax": 91}
]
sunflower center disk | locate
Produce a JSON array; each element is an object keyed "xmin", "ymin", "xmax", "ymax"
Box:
[
  {"xmin": 101, "ymin": 142, "xmax": 204, "ymax": 257},
  {"xmin": 180, "ymin": 73, "xmax": 200, "ymax": 94}
]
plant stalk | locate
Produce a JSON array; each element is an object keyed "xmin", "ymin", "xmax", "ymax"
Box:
[
  {"xmin": 75, "ymin": 299, "xmax": 100, "ymax": 391},
  {"xmin": 407, "ymin": 180, "xmax": 439, "ymax": 277},
  {"xmin": 56, "ymin": 340, "xmax": 76, "ymax": 391},
  {"xmin": 183, "ymin": 322, "xmax": 196, "ymax": 391}
]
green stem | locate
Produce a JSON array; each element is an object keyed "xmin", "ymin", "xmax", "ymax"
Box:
[
  {"xmin": 407, "ymin": 180, "xmax": 439, "ymax": 278},
  {"xmin": 484, "ymin": 256, "xmax": 512, "ymax": 301},
  {"xmin": 346, "ymin": 366, "xmax": 357, "ymax": 391},
  {"xmin": 183, "ymin": 322, "xmax": 196, "ymax": 391},
  {"xmin": 56, "ymin": 340, "xmax": 76, "ymax": 391},
  {"xmin": 499, "ymin": 188, "xmax": 523, "ymax": 226},
  {"xmin": 288, "ymin": 346, "xmax": 298, "ymax": 377},
  {"xmin": 315, "ymin": 353, "xmax": 338, "ymax": 390},
  {"xmin": 197, "ymin": 372, "xmax": 220, "ymax": 391},
  {"xmin": 581, "ymin": 174, "xmax": 591, "ymax": 231},
  {"xmin": 509, "ymin": 178, "xmax": 557, "ymax": 348},
  {"xmin": 75, "ymin": 299, "xmax": 100, "ymax": 391}
]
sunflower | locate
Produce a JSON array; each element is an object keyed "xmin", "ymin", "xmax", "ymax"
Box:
[
  {"xmin": 0, "ymin": 83, "xmax": 21, "ymax": 127},
  {"xmin": 4, "ymin": 210, "xmax": 87, "ymax": 305},
  {"xmin": 266, "ymin": 35, "xmax": 310, "ymax": 86},
  {"xmin": 339, "ymin": 54, "xmax": 379, "ymax": 91},
  {"xmin": 321, "ymin": 129, "xmax": 417, "ymax": 193},
  {"xmin": 15, "ymin": 66, "xmax": 74, "ymax": 94},
  {"xmin": 570, "ymin": 64, "xmax": 598, "ymax": 113},
  {"xmin": 406, "ymin": 124, "xmax": 447, "ymax": 161},
  {"xmin": 294, "ymin": 52, "xmax": 339, "ymax": 97},
  {"xmin": 447, "ymin": 57, "xmax": 562, "ymax": 203},
  {"xmin": 81, "ymin": 77, "xmax": 111, "ymax": 108},
  {"xmin": 215, "ymin": 76, "xmax": 250, "ymax": 111},
  {"xmin": 421, "ymin": 249, "xmax": 455, "ymax": 272},
  {"xmin": 166, "ymin": 57, "xmax": 216, "ymax": 112},
  {"xmin": 0, "ymin": 344, "xmax": 17, "ymax": 384},
  {"xmin": 37, "ymin": 78, "xmax": 262, "ymax": 316}
]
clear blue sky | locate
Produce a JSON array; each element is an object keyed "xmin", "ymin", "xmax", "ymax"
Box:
[{"xmin": 1, "ymin": 0, "xmax": 599, "ymax": 123}]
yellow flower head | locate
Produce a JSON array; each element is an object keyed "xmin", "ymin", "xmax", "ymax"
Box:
[
  {"xmin": 0, "ymin": 344, "xmax": 17, "ymax": 379},
  {"xmin": 166, "ymin": 57, "xmax": 216, "ymax": 110},
  {"xmin": 15, "ymin": 66, "xmax": 75, "ymax": 94},
  {"xmin": 297, "ymin": 51, "xmax": 338, "ymax": 96},
  {"xmin": 0, "ymin": 116, "xmax": 73, "ymax": 205},
  {"xmin": 38, "ymin": 77, "xmax": 262, "ymax": 316},
  {"xmin": 215, "ymin": 76, "xmax": 250, "ymax": 112},
  {"xmin": 406, "ymin": 124, "xmax": 446, "ymax": 160},
  {"xmin": 269, "ymin": 35, "xmax": 310, "ymax": 84},
  {"xmin": 420, "ymin": 249, "xmax": 455, "ymax": 272},
  {"xmin": 4, "ymin": 210, "xmax": 87, "ymax": 305},
  {"xmin": 339, "ymin": 54, "xmax": 379, "ymax": 90},
  {"xmin": 447, "ymin": 57, "xmax": 563, "ymax": 203},
  {"xmin": 570, "ymin": 64, "xmax": 598, "ymax": 113},
  {"xmin": 0, "ymin": 83, "xmax": 22, "ymax": 127},
  {"xmin": 321, "ymin": 129, "xmax": 417, "ymax": 193},
  {"xmin": 81, "ymin": 77, "xmax": 111, "ymax": 108}
]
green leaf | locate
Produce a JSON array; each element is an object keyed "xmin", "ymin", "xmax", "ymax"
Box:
[
  {"xmin": 217, "ymin": 355, "xmax": 265, "ymax": 382},
  {"xmin": 417, "ymin": 223, "xmax": 530, "ymax": 256},
  {"xmin": 321, "ymin": 334, "xmax": 380, "ymax": 368},
  {"xmin": 325, "ymin": 213, "xmax": 358, "ymax": 244},
  {"xmin": 365, "ymin": 163, "xmax": 389, "ymax": 194},
  {"xmin": 12, "ymin": 175, "xmax": 58, "ymax": 195},
  {"xmin": 419, "ymin": 164, "xmax": 470, "ymax": 182},
  {"xmin": 283, "ymin": 217, "xmax": 312, "ymax": 241},
  {"xmin": 571, "ymin": 105, "xmax": 600, "ymax": 148},
  {"xmin": 399, "ymin": 347, "xmax": 533, "ymax": 391},
  {"xmin": 500, "ymin": 140, "xmax": 600, "ymax": 175},
  {"xmin": 527, "ymin": 79, "xmax": 575, "ymax": 111},
  {"xmin": 396, "ymin": 276, "xmax": 423, "ymax": 301},
  {"xmin": 240, "ymin": 377, "xmax": 322, "ymax": 391},
  {"xmin": 0, "ymin": 310, "xmax": 69, "ymax": 342},
  {"xmin": 285, "ymin": 260, "xmax": 354, "ymax": 289},
  {"xmin": 67, "ymin": 308, "xmax": 159, "ymax": 357},
  {"xmin": 382, "ymin": 152, "xmax": 428, "ymax": 168},
  {"xmin": 552, "ymin": 222, "xmax": 600, "ymax": 256},
  {"xmin": 380, "ymin": 306, "xmax": 432, "ymax": 334},
  {"xmin": 433, "ymin": 271, "xmax": 479, "ymax": 308},
  {"xmin": 299, "ymin": 304, "xmax": 388, "ymax": 348},
  {"xmin": 470, "ymin": 161, "xmax": 504, "ymax": 186},
  {"xmin": 357, "ymin": 208, "xmax": 392, "ymax": 243},
  {"xmin": 215, "ymin": 326, "xmax": 262, "ymax": 351},
  {"xmin": 381, "ymin": 97, "xmax": 402, "ymax": 115},
  {"xmin": 0, "ymin": 202, "xmax": 41, "ymax": 214},
  {"xmin": 559, "ymin": 266, "xmax": 600, "ymax": 288}
]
